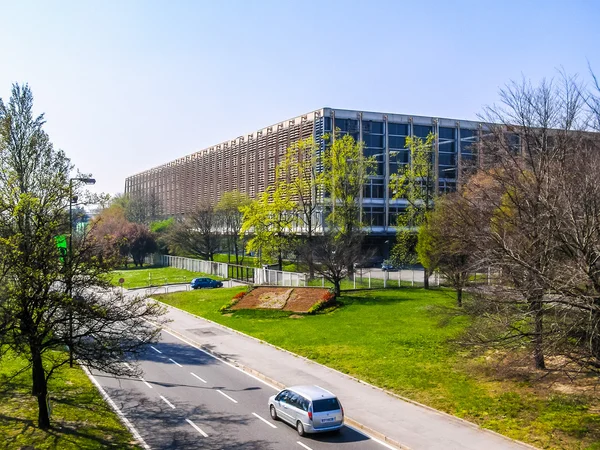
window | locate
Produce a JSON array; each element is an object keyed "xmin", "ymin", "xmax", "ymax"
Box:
[
  {"xmin": 388, "ymin": 123, "xmax": 408, "ymax": 136},
  {"xmin": 439, "ymin": 153, "xmax": 456, "ymax": 166},
  {"xmin": 362, "ymin": 121, "xmax": 383, "ymax": 134},
  {"xmin": 389, "ymin": 135, "xmax": 407, "ymax": 149},
  {"xmin": 324, "ymin": 117, "xmax": 332, "ymax": 132},
  {"xmin": 439, "ymin": 127, "xmax": 455, "ymax": 140},
  {"xmin": 275, "ymin": 390, "xmax": 289, "ymax": 402},
  {"xmin": 312, "ymin": 398, "xmax": 341, "ymax": 412},
  {"xmin": 364, "ymin": 134, "xmax": 384, "ymax": 148},
  {"xmin": 413, "ymin": 125, "xmax": 432, "ymax": 138}
]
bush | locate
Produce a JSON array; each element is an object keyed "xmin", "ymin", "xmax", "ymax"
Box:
[
  {"xmin": 219, "ymin": 290, "xmax": 247, "ymax": 312},
  {"xmin": 307, "ymin": 290, "xmax": 337, "ymax": 314}
]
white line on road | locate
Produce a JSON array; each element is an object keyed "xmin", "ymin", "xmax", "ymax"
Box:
[
  {"xmin": 252, "ymin": 412, "xmax": 277, "ymax": 429},
  {"xmin": 159, "ymin": 395, "xmax": 176, "ymax": 409},
  {"xmin": 190, "ymin": 372, "xmax": 207, "ymax": 383},
  {"xmin": 169, "ymin": 358, "xmax": 183, "ymax": 367},
  {"xmin": 82, "ymin": 366, "xmax": 151, "ymax": 450},
  {"xmin": 140, "ymin": 377, "xmax": 153, "ymax": 389},
  {"xmin": 216, "ymin": 389, "xmax": 238, "ymax": 403},
  {"xmin": 345, "ymin": 424, "xmax": 399, "ymax": 450},
  {"xmin": 150, "ymin": 346, "xmax": 162, "ymax": 354},
  {"xmin": 185, "ymin": 418, "xmax": 208, "ymax": 437},
  {"xmin": 297, "ymin": 442, "xmax": 313, "ymax": 450},
  {"xmin": 162, "ymin": 328, "xmax": 279, "ymax": 390}
]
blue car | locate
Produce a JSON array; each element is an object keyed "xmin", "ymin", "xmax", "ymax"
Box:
[{"xmin": 190, "ymin": 277, "xmax": 223, "ymax": 289}]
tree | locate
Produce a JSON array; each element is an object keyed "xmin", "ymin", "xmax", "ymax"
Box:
[
  {"xmin": 88, "ymin": 203, "xmax": 131, "ymax": 266},
  {"xmin": 447, "ymin": 75, "xmax": 595, "ymax": 371},
  {"xmin": 417, "ymin": 196, "xmax": 475, "ymax": 307},
  {"xmin": 240, "ymin": 186, "xmax": 296, "ymax": 270},
  {"xmin": 390, "ymin": 133, "xmax": 437, "ymax": 288},
  {"xmin": 167, "ymin": 199, "xmax": 220, "ymax": 260},
  {"xmin": 274, "ymin": 137, "xmax": 321, "ymax": 277},
  {"xmin": 112, "ymin": 191, "xmax": 161, "ymax": 225},
  {"xmin": 0, "ymin": 84, "xmax": 165, "ymax": 429},
  {"xmin": 150, "ymin": 217, "xmax": 175, "ymax": 254},
  {"xmin": 215, "ymin": 190, "xmax": 251, "ymax": 264},
  {"xmin": 126, "ymin": 223, "xmax": 157, "ymax": 267}
]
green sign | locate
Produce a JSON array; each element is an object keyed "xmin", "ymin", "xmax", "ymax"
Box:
[{"xmin": 55, "ymin": 235, "xmax": 68, "ymax": 262}]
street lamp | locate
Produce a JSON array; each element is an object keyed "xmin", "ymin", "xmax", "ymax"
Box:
[{"xmin": 68, "ymin": 177, "xmax": 95, "ymax": 367}]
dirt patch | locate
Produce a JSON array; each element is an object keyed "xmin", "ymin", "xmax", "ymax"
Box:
[{"xmin": 231, "ymin": 287, "xmax": 330, "ymax": 313}]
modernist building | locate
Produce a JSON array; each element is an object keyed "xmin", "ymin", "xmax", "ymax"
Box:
[{"xmin": 125, "ymin": 107, "xmax": 483, "ymax": 238}]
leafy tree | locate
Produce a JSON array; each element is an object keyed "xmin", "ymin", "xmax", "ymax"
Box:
[
  {"xmin": 0, "ymin": 84, "xmax": 164, "ymax": 429},
  {"xmin": 126, "ymin": 223, "xmax": 157, "ymax": 267},
  {"xmin": 319, "ymin": 132, "xmax": 375, "ymax": 237},
  {"xmin": 88, "ymin": 204, "xmax": 131, "ymax": 266},
  {"xmin": 417, "ymin": 196, "xmax": 475, "ymax": 306},
  {"xmin": 274, "ymin": 137, "xmax": 321, "ymax": 276},
  {"xmin": 215, "ymin": 190, "xmax": 251, "ymax": 264},
  {"xmin": 150, "ymin": 217, "xmax": 174, "ymax": 254},
  {"xmin": 240, "ymin": 186, "xmax": 296, "ymax": 270},
  {"xmin": 390, "ymin": 132, "xmax": 437, "ymax": 288},
  {"xmin": 167, "ymin": 199, "xmax": 220, "ymax": 260}
]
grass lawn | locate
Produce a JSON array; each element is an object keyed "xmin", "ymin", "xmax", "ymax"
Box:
[
  {"xmin": 155, "ymin": 287, "xmax": 600, "ymax": 449},
  {"xmin": 109, "ymin": 266, "xmax": 223, "ymax": 289},
  {"xmin": 0, "ymin": 350, "xmax": 140, "ymax": 449}
]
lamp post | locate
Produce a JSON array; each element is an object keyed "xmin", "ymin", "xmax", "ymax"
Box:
[{"xmin": 68, "ymin": 177, "xmax": 96, "ymax": 368}]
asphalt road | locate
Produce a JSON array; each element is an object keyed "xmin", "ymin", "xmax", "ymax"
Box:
[{"xmin": 90, "ymin": 329, "xmax": 391, "ymax": 450}]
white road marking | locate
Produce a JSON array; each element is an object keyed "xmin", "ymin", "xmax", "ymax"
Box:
[
  {"xmin": 140, "ymin": 377, "xmax": 153, "ymax": 389},
  {"xmin": 252, "ymin": 412, "xmax": 277, "ymax": 429},
  {"xmin": 345, "ymin": 424, "xmax": 399, "ymax": 449},
  {"xmin": 169, "ymin": 358, "xmax": 182, "ymax": 367},
  {"xmin": 190, "ymin": 372, "xmax": 207, "ymax": 383},
  {"xmin": 150, "ymin": 346, "xmax": 162, "ymax": 354},
  {"xmin": 161, "ymin": 328, "xmax": 279, "ymax": 390},
  {"xmin": 159, "ymin": 395, "xmax": 176, "ymax": 409},
  {"xmin": 82, "ymin": 366, "xmax": 151, "ymax": 450},
  {"xmin": 185, "ymin": 418, "xmax": 208, "ymax": 437},
  {"xmin": 297, "ymin": 442, "xmax": 313, "ymax": 450},
  {"xmin": 160, "ymin": 327, "xmax": 399, "ymax": 449},
  {"xmin": 216, "ymin": 389, "xmax": 238, "ymax": 403}
]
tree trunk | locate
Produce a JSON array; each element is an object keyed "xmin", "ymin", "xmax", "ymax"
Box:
[
  {"xmin": 31, "ymin": 347, "xmax": 50, "ymax": 429},
  {"xmin": 457, "ymin": 288, "xmax": 463, "ymax": 307},
  {"xmin": 423, "ymin": 267, "xmax": 430, "ymax": 289},
  {"xmin": 333, "ymin": 280, "xmax": 341, "ymax": 297},
  {"xmin": 532, "ymin": 298, "xmax": 546, "ymax": 369}
]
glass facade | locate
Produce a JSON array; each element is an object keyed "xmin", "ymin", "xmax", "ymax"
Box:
[{"xmin": 126, "ymin": 108, "xmax": 483, "ymax": 235}]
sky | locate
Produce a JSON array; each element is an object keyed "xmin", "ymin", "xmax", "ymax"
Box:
[{"xmin": 1, "ymin": 0, "xmax": 599, "ymax": 195}]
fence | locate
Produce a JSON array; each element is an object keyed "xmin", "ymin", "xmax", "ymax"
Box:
[
  {"xmin": 154, "ymin": 254, "xmax": 494, "ymax": 290},
  {"xmin": 157, "ymin": 255, "xmax": 229, "ymax": 279}
]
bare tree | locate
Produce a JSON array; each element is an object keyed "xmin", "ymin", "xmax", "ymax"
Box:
[{"xmin": 167, "ymin": 199, "xmax": 220, "ymax": 260}]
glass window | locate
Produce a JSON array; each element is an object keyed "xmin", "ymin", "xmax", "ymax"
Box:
[
  {"xmin": 413, "ymin": 125, "xmax": 432, "ymax": 138},
  {"xmin": 439, "ymin": 153, "xmax": 456, "ymax": 165},
  {"xmin": 439, "ymin": 141, "xmax": 456, "ymax": 153},
  {"xmin": 388, "ymin": 123, "xmax": 408, "ymax": 136},
  {"xmin": 364, "ymin": 134, "xmax": 384, "ymax": 148},
  {"xmin": 389, "ymin": 135, "xmax": 407, "ymax": 149},
  {"xmin": 324, "ymin": 117, "xmax": 332, "ymax": 132},
  {"xmin": 334, "ymin": 118, "xmax": 359, "ymax": 133},
  {"xmin": 363, "ymin": 121, "xmax": 384, "ymax": 134},
  {"xmin": 439, "ymin": 127, "xmax": 456, "ymax": 140},
  {"xmin": 439, "ymin": 167, "xmax": 456, "ymax": 179}
]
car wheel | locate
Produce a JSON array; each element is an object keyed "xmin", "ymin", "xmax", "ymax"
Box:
[
  {"xmin": 296, "ymin": 421, "xmax": 305, "ymax": 436},
  {"xmin": 270, "ymin": 405, "xmax": 278, "ymax": 421}
]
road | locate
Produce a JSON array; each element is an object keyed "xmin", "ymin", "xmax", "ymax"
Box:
[{"xmin": 90, "ymin": 329, "xmax": 391, "ymax": 450}]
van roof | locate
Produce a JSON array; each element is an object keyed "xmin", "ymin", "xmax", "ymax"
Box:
[{"xmin": 288, "ymin": 385, "xmax": 336, "ymax": 400}]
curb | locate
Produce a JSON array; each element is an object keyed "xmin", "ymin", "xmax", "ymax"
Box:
[
  {"xmin": 154, "ymin": 299, "xmax": 537, "ymax": 450},
  {"xmin": 160, "ymin": 321, "xmax": 408, "ymax": 450}
]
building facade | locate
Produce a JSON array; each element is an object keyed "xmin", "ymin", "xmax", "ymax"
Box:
[{"xmin": 124, "ymin": 107, "xmax": 483, "ymax": 236}]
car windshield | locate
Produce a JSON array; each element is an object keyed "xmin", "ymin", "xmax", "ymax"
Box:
[{"xmin": 312, "ymin": 398, "xmax": 340, "ymax": 412}]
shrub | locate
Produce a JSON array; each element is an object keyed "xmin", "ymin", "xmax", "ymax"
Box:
[
  {"xmin": 219, "ymin": 290, "xmax": 246, "ymax": 312},
  {"xmin": 308, "ymin": 289, "xmax": 337, "ymax": 315}
]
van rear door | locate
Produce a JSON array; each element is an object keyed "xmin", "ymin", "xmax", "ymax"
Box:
[{"xmin": 311, "ymin": 398, "xmax": 343, "ymax": 429}]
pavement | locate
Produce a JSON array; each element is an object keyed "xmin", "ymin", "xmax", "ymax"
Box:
[{"xmin": 156, "ymin": 299, "xmax": 535, "ymax": 450}]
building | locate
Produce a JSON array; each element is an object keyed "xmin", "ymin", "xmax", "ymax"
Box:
[{"xmin": 124, "ymin": 107, "xmax": 484, "ymax": 250}]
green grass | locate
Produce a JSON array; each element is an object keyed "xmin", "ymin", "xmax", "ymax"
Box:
[
  {"xmin": 155, "ymin": 287, "xmax": 600, "ymax": 449},
  {"xmin": 0, "ymin": 350, "xmax": 140, "ymax": 449},
  {"xmin": 109, "ymin": 266, "xmax": 223, "ymax": 289}
]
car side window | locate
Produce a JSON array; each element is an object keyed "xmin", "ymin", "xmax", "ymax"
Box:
[
  {"xmin": 275, "ymin": 390, "xmax": 289, "ymax": 402},
  {"xmin": 288, "ymin": 393, "xmax": 300, "ymax": 409},
  {"xmin": 299, "ymin": 397, "xmax": 309, "ymax": 411}
]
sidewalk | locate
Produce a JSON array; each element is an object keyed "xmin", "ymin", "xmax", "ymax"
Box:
[{"xmin": 158, "ymin": 302, "xmax": 534, "ymax": 450}]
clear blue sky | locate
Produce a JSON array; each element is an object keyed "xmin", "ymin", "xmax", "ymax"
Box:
[{"xmin": 1, "ymin": 0, "xmax": 598, "ymax": 195}]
